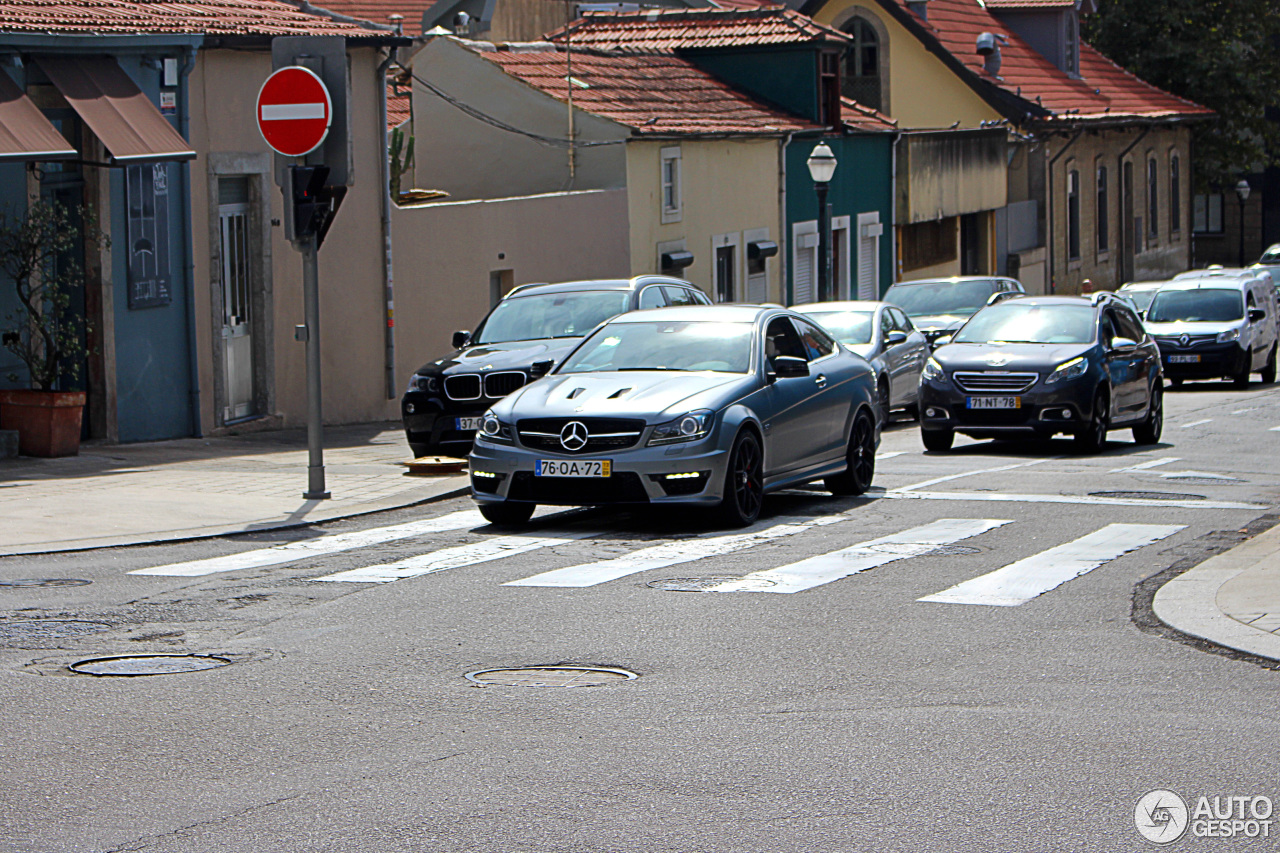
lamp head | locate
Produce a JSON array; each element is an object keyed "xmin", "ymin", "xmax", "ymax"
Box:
[{"xmin": 806, "ymin": 142, "xmax": 837, "ymax": 184}]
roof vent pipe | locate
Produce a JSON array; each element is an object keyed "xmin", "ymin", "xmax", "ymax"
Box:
[
  {"xmin": 907, "ymin": 0, "xmax": 928, "ymax": 21},
  {"xmin": 977, "ymin": 32, "xmax": 1004, "ymax": 77}
]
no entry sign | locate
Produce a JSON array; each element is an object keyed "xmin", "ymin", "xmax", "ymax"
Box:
[{"xmin": 256, "ymin": 66, "xmax": 332, "ymax": 157}]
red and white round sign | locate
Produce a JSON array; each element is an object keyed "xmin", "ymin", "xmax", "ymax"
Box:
[{"xmin": 256, "ymin": 66, "xmax": 332, "ymax": 157}]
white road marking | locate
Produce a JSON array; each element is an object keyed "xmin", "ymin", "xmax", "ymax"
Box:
[
  {"xmin": 316, "ymin": 530, "xmax": 601, "ymax": 583},
  {"xmin": 1232, "ymin": 409, "xmax": 1254, "ymax": 415},
  {"xmin": 707, "ymin": 518, "xmax": 1010, "ymax": 594},
  {"xmin": 876, "ymin": 451, "xmax": 906, "ymax": 460},
  {"xmin": 129, "ymin": 510, "xmax": 486, "ymax": 577},
  {"xmin": 918, "ymin": 523, "xmax": 1184, "ymax": 606},
  {"xmin": 895, "ymin": 458, "xmax": 1058, "ymax": 492},
  {"xmin": 1158, "ymin": 470, "xmax": 1239, "ymax": 482},
  {"xmin": 1270, "ymin": 426, "xmax": 1280, "ymax": 432},
  {"xmin": 505, "ymin": 513, "xmax": 851, "ymax": 588},
  {"xmin": 1179, "ymin": 419, "xmax": 1213, "ymax": 428},
  {"xmin": 876, "ymin": 489, "xmax": 1264, "ymax": 510},
  {"xmin": 1109, "ymin": 457, "xmax": 1179, "ymax": 473}
]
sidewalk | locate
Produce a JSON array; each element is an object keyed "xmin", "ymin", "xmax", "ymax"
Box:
[{"xmin": 0, "ymin": 422, "xmax": 467, "ymax": 556}]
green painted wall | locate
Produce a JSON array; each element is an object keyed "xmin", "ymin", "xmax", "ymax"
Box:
[{"xmin": 685, "ymin": 48, "xmax": 821, "ymax": 122}]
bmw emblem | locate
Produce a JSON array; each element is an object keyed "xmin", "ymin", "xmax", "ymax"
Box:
[
  {"xmin": 559, "ymin": 421, "xmax": 589, "ymax": 451},
  {"xmin": 1178, "ymin": 334, "xmax": 1190, "ymax": 347}
]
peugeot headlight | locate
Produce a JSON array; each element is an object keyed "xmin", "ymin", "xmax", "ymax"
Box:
[
  {"xmin": 407, "ymin": 373, "xmax": 439, "ymax": 394},
  {"xmin": 647, "ymin": 409, "xmax": 714, "ymax": 446},
  {"xmin": 476, "ymin": 409, "xmax": 513, "ymax": 444},
  {"xmin": 921, "ymin": 357, "xmax": 947, "ymax": 383},
  {"xmin": 1046, "ymin": 356, "xmax": 1089, "ymax": 384},
  {"xmin": 1217, "ymin": 328, "xmax": 1241, "ymax": 344}
]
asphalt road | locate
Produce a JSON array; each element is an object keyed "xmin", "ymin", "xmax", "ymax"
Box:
[{"xmin": 3, "ymin": 381, "xmax": 1280, "ymax": 852}]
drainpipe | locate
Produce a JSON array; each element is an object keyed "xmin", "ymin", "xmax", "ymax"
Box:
[
  {"xmin": 1116, "ymin": 124, "xmax": 1152, "ymax": 283},
  {"xmin": 178, "ymin": 45, "xmax": 201, "ymax": 436},
  {"xmin": 778, "ymin": 130, "xmax": 794, "ymax": 304},
  {"xmin": 890, "ymin": 127, "xmax": 903, "ymax": 289},
  {"xmin": 378, "ymin": 49, "xmax": 396, "ymax": 400},
  {"xmin": 1045, "ymin": 127, "xmax": 1082, "ymax": 294}
]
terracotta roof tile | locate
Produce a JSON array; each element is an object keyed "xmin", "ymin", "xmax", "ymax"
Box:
[
  {"xmin": 883, "ymin": 0, "xmax": 1211, "ymax": 122},
  {"xmin": 387, "ymin": 81, "xmax": 410, "ymax": 128},
  {"xmin": 481, "ymin": 47, "xmax": 820, "ymax": 136},
  {"xmin": 547, "ymin": 6, "xmax": 850, "ymax": 53},
  {"xmin": 841, "ymin": 95, "xmax": 896, "ymax": 131},
  {"xmin": 0, "ymin": 0, "xmax": 394, "ymax": 38},
  {"xmin": 981, "ymin": 0, "xmax": 1074, "ymax": 8},
  {"xmin": 309, "ymin": 0, "xmax": 435, "ymax": 33}
]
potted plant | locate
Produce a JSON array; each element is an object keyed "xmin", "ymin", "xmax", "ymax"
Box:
[{"xmin": 0, "ymin": 197, "xmax": 102, "ymax": 457}]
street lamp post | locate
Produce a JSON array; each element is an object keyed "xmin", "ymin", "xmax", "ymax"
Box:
[
  {"xmin": 1236, "ymin": 178, "xmax": 1251, "ymax": 267},
  {"xmin": 807, "ymin": 142, "xmax": 838, "ymax": 302}
]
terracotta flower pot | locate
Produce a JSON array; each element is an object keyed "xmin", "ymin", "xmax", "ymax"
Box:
[{"xmin": 0, "ymin": 389, "xmax": 86, "ymax": 457}]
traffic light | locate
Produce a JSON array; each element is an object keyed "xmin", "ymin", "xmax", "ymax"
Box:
[{"xmin": 288, "ymin": 165, "xmax": 346, "ymax": 247}]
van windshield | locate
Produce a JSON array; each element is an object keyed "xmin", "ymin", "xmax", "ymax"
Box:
[
  {"xmin": 1146, "ymin": 289, "xmax": 1244, "ymax": 323},
  {"xmin": 885, "ymin": 280, "xmax": 997, "ymax": 318}
]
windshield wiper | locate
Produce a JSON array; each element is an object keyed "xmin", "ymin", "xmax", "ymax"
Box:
[{"xmin": 615, "ymin": 366, "xmax": 691, "ymax": 372}]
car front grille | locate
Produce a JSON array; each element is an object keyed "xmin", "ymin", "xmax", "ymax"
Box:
[
  {"xmin": 484, "ymin": 371, "xmax": 526, "ymax": 398},
  {"xmin": 953, "ymin": 372, "xmax": 1039, "ymax": 394},
  {"xmin": 507, "ymin": 471, "xmax": 649, "ymax": 504},
  {"xmin": 445, "ymin": 374, "xmax": 481, "ymax": 400},
  {"xmin": 1154, "ymin": 335, "xmax": 1217, "ymax": 349},
  {"xmin": 517, "ymin": 417, "xmax": 646, "ymax": 454}
]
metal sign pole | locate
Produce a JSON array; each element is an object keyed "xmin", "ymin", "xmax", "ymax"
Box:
[{"xmin": 301, "ymin": 232, "xmax": 329, "ymax": 500}]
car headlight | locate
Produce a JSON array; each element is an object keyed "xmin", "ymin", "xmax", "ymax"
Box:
[
  {"xmin": 1217, "ymin": 328, "xmax": 1241, "ymax": 344},
  {"xmin": 407, "ymin": 373, "xmax": 439, "ymax": 394},
  {"xmin": 921, "ymin": 357, "xmax": 947, "ymax": 383},
  {"xmin": 647, "ymin": 409, "xmax": 714, "ymax": 446},
  {"xmin": 1046, "ymin": 356, "xmax": 1089, "ymax": 384},
  {"xmin": 476, "ymin": 409, "xmax": 513, "ymax": 444}
]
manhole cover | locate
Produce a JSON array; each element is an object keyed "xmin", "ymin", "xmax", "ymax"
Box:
[
  {"xmin": 867, "ymin": 543, "xmax": 983, "ymax": 557},
  {"xmin": 0, "ymin": 578, "xmax": 92, "ymax": 588},
  {"xmin": 0, "ymin": 620, "xmax": 111, "ymax": 643},
  {"xmin": 647, "ymin": 577, "xmax": 777, "ymax": 592},
  {"xmin": 465, "ymin": 665, "xmax": 638, "ymax": 687},
  {"xmin": 69, "ymin": 654, "xmax": 232, "ymax": 677},
  {"xmin": 1089, "ymin": 491, "xmax": 1206, "ymax": 501}
]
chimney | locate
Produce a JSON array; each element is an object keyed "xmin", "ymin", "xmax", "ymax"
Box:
[
  {"xmin": 387, "ymin": 13, "xmax": 404, "ymax": 34},
  {"xmin": 907, "ymin": 0, "xmax": 929, "ymax": 21}
]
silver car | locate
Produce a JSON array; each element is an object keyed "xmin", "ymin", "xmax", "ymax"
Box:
[
  {"xmin": 794, "ymin": 300, "xmax": 928, "ymax": 421},
  {"xmin": 468, "ymin": 305, "xmax": 880, "ymax": 527}
]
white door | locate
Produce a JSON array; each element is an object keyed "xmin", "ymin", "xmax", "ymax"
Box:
[
  {"xmin": 793, "ymin": 229, "xmax": 817, "ymax": 305},
  {"xmin": 857, "ymin": 212, "xmax": 882, "ymax": 300},
  {"xmin": 219, "ymin": 183, "xmax": 255, "ymax": 422}
]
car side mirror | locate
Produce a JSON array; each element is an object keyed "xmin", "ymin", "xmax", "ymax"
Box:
[
  {"xmin": 1138, "ymin": 310, "xmax": 1147, "ymax": 320},
  {"xmin": 886, "ymin": 330, "xmax": 908, "ymax": 345},
  {"xmin": 932, "ymin": 335, "xmax": 953, "ymax": 348},
  {"xmin": 1109, "ymin": 336, "xmax": 1139, "ymax": 352},
  {"xmin": 452, "ymin": 330, "xmax": 472, "ymax": 349},
  {"xmin": 1249, "ymin": 308, "xmax": 1266, "ymax": 323},
  {"xmin": 529, "ymin": 359, "xmax": 555, "ymax": 379},
  {"xmin": 772, "ymin": 355, "xmax": 809, "ymax": 379}
]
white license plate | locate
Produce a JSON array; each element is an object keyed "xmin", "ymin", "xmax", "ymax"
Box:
[
  {"xmin": 536, "ymin": 459, "xmax": 612, "ymax": 478},
  {"xmin": 456, "ymin": 417, "xmax": 482, "ymax": 431},
  {"xmin": 966, "ymin": 396, "xmax": 1021, "ymax": 409},
  {"xmin": 1168, "ymin": 354, "xmax": 1200, "ymax": 364}
]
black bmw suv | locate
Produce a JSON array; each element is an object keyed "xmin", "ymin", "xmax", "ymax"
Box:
[
  {"xmin": 917, "ymin": 293, "xmax": 1163, "ymax": 453},
  {"xmin": 402, "ymin": 275, "xmax": 711, "ymax": 458}
]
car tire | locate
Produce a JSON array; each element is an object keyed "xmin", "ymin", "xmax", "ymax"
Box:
[
  {"xmin": 715, "ymin": 429, "xmax": 764, "ymax": 527},
  {"xmin": 1233, "ymin": 352, "xmax": 1252, "ymax": 388},
  {"xmin": 1169, "ymin": 377, "xmax": 1183, "ymax": 388},
  {"xmin": 479, "ymin": 501, "xmax": 535, "ymax": 526},
  {"xmin": 877, "ymin": 379, "xmax": 891, "ymax": 426},
  {"xmin": 1261, "ymin": 345, "xmax": 1277, "ymax": 384},
  {"xmin": 904, "ymin": 402, "xmax": 920, "ymax": 421},
  {"xmin": 1132, "ymin": 383, "xmax": 1163, "ymax": 445},
  {"xmin": 826, "ymin": 409, "xmax": 876, "ymax": 496},
  {"xmin": 409, "ymin": 442, "xmax": 431, "ymax": 459},
  {"xmin": 1074, "ymin": 389, "xmax": 1109, "ymax": 454},
  {"xmin": 921, "ymin": 426, "xmax": 953, "ymax": 452}
]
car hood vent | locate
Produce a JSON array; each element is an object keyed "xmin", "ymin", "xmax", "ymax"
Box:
[
  {"xmin": 608, "ymin": 387, "xmax": 632, "ymax": 399},
  {"xmin": 567, "ymin": 387, "xmax": 585, "ymax": 399}
]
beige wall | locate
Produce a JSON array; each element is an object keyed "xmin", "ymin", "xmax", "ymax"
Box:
[
  {"xmin": 626, "ymin": 138, "xmax": 783, "ymax": 302},
  {"xmin": 390, "ymin": 189, "xmax": 630, "ymax": 380},
  {"xmin": 815, "ymin": 0, "xmax": 998, "ymax": 129},
  {"xmin": 189, "ymin": 46, "xmax": 397, "ymax": 430}
]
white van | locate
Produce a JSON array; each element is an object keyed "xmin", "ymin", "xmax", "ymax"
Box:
[{"xmin": 1146, "ymin": 268, "xmax": 1278, "ymax": 386}]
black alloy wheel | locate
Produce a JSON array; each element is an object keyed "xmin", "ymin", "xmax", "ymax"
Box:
[
  {"xmin": 1262, "ymin": 344, "xmax": 1277, "ymax": 384},
  {"xmin": 826, "ymin": 409, "xmax": 876, "ymax": 496},
  {"xmin": 1133, "ymin": 383, "xmax": 1163, "ymax": 445},
  {"xmin": 921, "ymin": 426, "xmax": 954, "ymax": 452},
  {"xmin": 717, "ymin": 430, "xmax": 764, "ymax": 527},
  {"xmin": 479, "ymin": 501, "xmax": 536, "ymax": 526},
  {"xmin": 1074, "ymin": 388, "xmax": 1109, "ymax": 454}
]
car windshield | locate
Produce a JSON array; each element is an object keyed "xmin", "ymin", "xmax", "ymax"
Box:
[
  {"xmin": 558, "ymin": 320, "xmax": 754, "ymax": 374},
  {"xmin": 1259, "ymin": 246, "xmax": 1280, "ymax": 265},
  {"xmin": 884, "ymin": 280, "xmax": 996, "ymax": 318},
  {"xmin": 954, "ymin": 303, "xmax": 1096, "ymax": 345},
  {"xmin": 475, "ymin": 290, "xmax": 631, "ymax": 344},
  {"xmin": 800, "ymin": 311, "xmax": 873, "ymax": 344},
  {"xmin": 1123, "ymin": 289, "xmax": 1159, "ymax": 312},
  {"xmin": 1147, "ymin": 289, "xmax": 1244, "ymax": 323}
]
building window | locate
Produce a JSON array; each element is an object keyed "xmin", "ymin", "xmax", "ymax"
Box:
[
  {"xmin": 126, "ymin": 163, "xmax": 173, "ymax": 309},
  {"xmin": 841, "ymin": 17, "xmax": 881, "ymax": 111},
  {"xmin": 1096, "ymin": 163, "xmax": 1109, "ymax": 254},
  {"xmin": 820, "ymin": 51, "xmax": 841, "ymax": 127},
  {"xmin": 660, "ymin": 146, "xmax": 681, "ymax": 224},
  {"xmin": 1147, "ymin": 156, "xmax": 1159, "ymax": 242},
  {"xmin": 902, "ymin": 218, "xmax": 957, "ymax": 272},
  {"xmin": 1063, "ymin": 12, "xmax": 1079, "ymax": 76},
  {"xmin": 1170, "ymin": 153, "xmax": 1181, "ymax": 235},
  {"xmin": 1194, "ymin": 192, "xmax": 1223, "ymax": 233},
  {"xmin": 1067, "ymin": 168, "xmax": 1080, "ymax": 261}
]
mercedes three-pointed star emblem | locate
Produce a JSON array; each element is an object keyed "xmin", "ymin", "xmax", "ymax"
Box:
[{"xmin": 559, "ymin": 420, "xmax": 589, "ymax": 451}]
